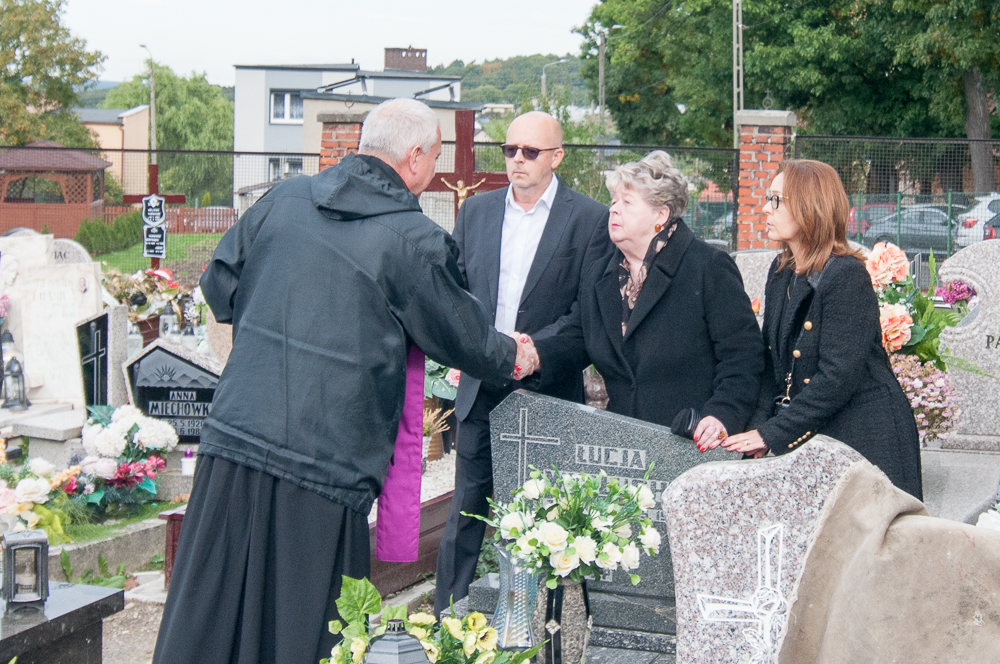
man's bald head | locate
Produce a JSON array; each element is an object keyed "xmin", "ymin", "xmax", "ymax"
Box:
[
  {"xmin": 504, "ymin": 112, "xmax": 565, "ymax": 208},
  {"xmin": 507, "ymin": 111, "xmax": 563, "ymax": 147}
]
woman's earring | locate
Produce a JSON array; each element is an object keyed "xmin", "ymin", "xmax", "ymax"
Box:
[{"xmin": 654, "ymin": 223, "xmax": 663, "ymax": 233}]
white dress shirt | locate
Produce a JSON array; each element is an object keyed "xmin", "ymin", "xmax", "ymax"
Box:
[{"xmin": 494, "ymin": 175, "xmax": 560, "ymax": 334}]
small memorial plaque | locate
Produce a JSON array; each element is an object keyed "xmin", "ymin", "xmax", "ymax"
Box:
[
  {"xmin": 490, "ymin": 390, "xmax": 736, "ymax": 635},
  {"xmin": 124, "ymin": 340, "xmax": 222, "ymax": 444},
  {"xmin": 142, "ymin": 225, "xmax": 166, "ymax": 259},
  {"xmin": 141, "ymin": 194, "xmax": 166, "ymax": 226}
]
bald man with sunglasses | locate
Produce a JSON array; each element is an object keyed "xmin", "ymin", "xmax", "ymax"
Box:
[{"xmin": 435, "ymin": 111, "xmax": 612, "ymax": 614}]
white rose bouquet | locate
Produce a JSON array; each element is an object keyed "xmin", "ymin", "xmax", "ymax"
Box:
[{"xmin": 471, "ymin": 465, "xmax": 660, "ymax": 588}]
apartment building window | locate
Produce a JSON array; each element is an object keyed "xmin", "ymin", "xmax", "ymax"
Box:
[
  {"xmin": 268, "ymin": 157, "xmax": 305, "ymax": 181},
  {"xmin": 270, "ymin": 91, "xmax": 303, "ymax": 123}
]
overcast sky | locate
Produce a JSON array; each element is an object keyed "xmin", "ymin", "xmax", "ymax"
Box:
[{"xmin": 63, "ymin": 0, "xmax": 597, "ymax": 87}]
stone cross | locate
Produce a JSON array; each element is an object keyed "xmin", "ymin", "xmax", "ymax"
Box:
[
  {"xmin": 498, "ymin": 408, "xmax": 560, "ymax": 486},
  {"xmin": 697, "ymin": 523, "xmax": 788, "ymax": 663}
]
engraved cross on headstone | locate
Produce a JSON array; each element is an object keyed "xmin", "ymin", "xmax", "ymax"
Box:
[
  {"xmin": 697, "ymin": 524, "xmax": 788, "ymax": 663},
  {"xmin": 81, "ymin": 321, "xmax": 107, "ymax": 406},
  {"xmin": 498, "ymin": 408, "xmax": 560, "ymax": 485}
]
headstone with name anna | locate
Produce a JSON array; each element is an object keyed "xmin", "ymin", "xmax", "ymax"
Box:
[
  {"xmin": 124, "ymin": 338, "xmax": 222, "ymax": 443},
  {"xmin": 486, "ymin": 390, "xmax": 736, "ymax": 649},
  {"xmin": 938, "ymin": 240, "xmax": 1000, "ymax": 451}
]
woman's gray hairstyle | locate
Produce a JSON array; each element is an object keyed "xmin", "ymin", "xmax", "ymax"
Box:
[
  {"xmin": 606, "ymin": 150, "xmax": 689, "ymax": 219},
  {"xmin": 358, "ymin": 98, "xmax": 440, "ymax": 164}
]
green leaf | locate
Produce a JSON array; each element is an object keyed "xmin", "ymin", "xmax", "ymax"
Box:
[
  {"xmin": 335, "ymin": 576, "xmax": 382, "ymax": 626},
  {"xmin": 510, "ymin": 642, "xmax": 545, "ymax": 664},
  {"xmin": 60, "ymin": 549, "xmax": 73, "ymax": 581},
  {"xmin": 630, "ymin": 574, "xmax": 640, "ymax": 586},
  {"xmin": 382, "ymin": 604, "xmax": 407, "ymax": 622},
  {"xmin": 86, "ymin": 405, "xmax": 115, "ymax": 426},
  {"xmin": 341, "ymin": 622, "xmax": 367, "ymax": 642},
  {"xmin": 328, "ymin": 620, "xmax": 343, "ymax": 635},
  {"xmin": 904, "ymin": 324, "xmax": 927, "ymax": 347},
  {"xmin": 86, "ymin": 489, "xmax": 105, "ymax": 505},
  {"xmin": 546, "ymin": 577, "xmax": 558, "ymax": 589},
  {"xmin": 137, "ymin": 477, "xmax": 158, "ymax": 495},
  {"xmin": 98, "ymin": 554, "xmax": 109, "ymax": 577}
]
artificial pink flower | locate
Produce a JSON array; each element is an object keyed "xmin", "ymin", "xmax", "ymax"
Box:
[
  {"xmin": 879, "ymin": 303, "xmax": 913, "ymax": 353},
  {"xmin": 445, "ymin": 368, "xmax": 461, "ymax": 388},
  {"xmin": 0, "ymin": 488, "xmax": 16, "ymax": 511},
  {"xmin": 866, "ymin": 242, "xmax": 909, "ymax": 289},
  {"xmin": 750, "ymin": 297, "xmax": 761, "ymax": 314}
]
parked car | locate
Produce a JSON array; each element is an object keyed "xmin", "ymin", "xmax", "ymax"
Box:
[
  {"xmin": 862, "ymin": 205, "xmax": 960, "ymax": 255},
  {"xmin": 848, "ymin": 203, "xmax": 897, "ymax": 237},
  {"xmin": 955, "ymin": 193, "xmax": 1000, "ymax": 247}
]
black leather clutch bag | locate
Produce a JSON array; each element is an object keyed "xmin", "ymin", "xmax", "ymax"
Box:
[{"xmin": 671, "ymin": 407, "xmax": 700, "ymax": 440}]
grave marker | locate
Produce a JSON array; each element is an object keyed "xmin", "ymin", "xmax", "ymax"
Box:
[
  {"xmin": 938, "ymin": 240, "xmax": 1000, "ymax": 451},
  {"xmin": 489, "ymin": 390, "xmax": 736, "ymax": 641},
  {"xmin": 51, "ymin": 238, "xmax": 93, "ymax": 264},
  {"xmin": 124, "ymin": 339, "xmax": 222, "ymax": 443}
]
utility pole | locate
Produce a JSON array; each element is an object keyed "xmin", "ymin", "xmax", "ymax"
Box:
[
  {"xmin": 541, "ymin": 59, "xmax": 567, "ymax": 99},
  {"xmin": 140, "ymin": 44, "xmax": 157, "ymax": 165},
  {"xmin": 598, "ymin": 32, "xmax": 606, "ymax": 133},
  {"xmin": 732, "ymin": 0, "xmax": 744, "ymax": 148}
]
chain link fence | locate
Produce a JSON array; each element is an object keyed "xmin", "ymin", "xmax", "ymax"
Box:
[
  {"xmin": 475, "ymin": 142, "xmax": 739, "ymax": 248},
  {"xmin": 794, "ymin": 136, "xmax": 1000, "ymax": 259}
]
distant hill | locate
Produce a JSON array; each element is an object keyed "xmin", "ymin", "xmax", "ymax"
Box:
[{"xmin": 429, "ymin": 54, "xmax": 590, "ymax": 108}]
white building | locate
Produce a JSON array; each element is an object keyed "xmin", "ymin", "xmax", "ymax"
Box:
[{"xmin": 233, "ymin": 48, "xmax": 463, "ymax": 213}]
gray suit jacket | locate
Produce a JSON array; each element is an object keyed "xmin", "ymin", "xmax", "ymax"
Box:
[{"xmin": 451, "ymin": 178, "xmax": 612, "ymax": 420}]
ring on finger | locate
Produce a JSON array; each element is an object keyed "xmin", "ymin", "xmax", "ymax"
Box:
[{"xmin": 717, "ymin": 431, "xmax": 726, "ymax": 440}]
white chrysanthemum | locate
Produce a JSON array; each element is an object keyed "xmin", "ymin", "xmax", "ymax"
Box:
[
  {"xmin": 27, "ymin": 457, "xmax": 55, "ymax": 478},
  {"xmin": 81, "ymin": 456, "xmax": 119, "ymax": 480},
  {"xmin": 94, "ymin": 420, "xmax": 130, "ymax": 458},
  {"xmin": 82, "ymin": 422, "xmax": 103, "ymax": 457},
  {"xmin": 111, "ymin": 404, "xmax": 144, "ymax": 428},
  {"xmin": 134, "ymin": 417, "xmax": 178, "ymax": 451}
]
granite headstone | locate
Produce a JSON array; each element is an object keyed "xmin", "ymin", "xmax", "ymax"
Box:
[
  {"xmin": 660, "ymin": 437, "xmax": 865, "ymax": 664},
  {"xmin": 76, "ymin": 305, "xmax": 128, "ymax": 408},
  {"xmin": 938, "ymin": 240, "xmax": 1000, "ymax": 451},
  {"xmin": 732, "ymin": 249, "xmax": 778, "ymax": 327},
  {"xmin": 489, "ymin": 391, "xmax": 736, "ymax": 643},
  {"xmin": 124, "ymin": 338, "xmax": 222, "ymax": 443}
]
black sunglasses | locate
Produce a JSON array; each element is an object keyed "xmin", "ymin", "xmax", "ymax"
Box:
[{"xmin": 501, "ymin": 144, "xmax": 560, "ymax": 160}]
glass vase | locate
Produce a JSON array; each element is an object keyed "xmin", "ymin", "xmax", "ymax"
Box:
[{"xmin": 491, "ymin": 543, "xmax": 538, "ymax": 650}]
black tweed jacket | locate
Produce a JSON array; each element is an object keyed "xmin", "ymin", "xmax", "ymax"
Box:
[{"xmin": 751, "ymin": 254, "xmax": 923, "ymax": 499}]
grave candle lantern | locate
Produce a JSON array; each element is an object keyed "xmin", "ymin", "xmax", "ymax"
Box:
[
  {"xmin": 2, "ymin": 530, "xmax": 49, "ymax": 605},
  {"xmin": 1, "ymin": 358, "xmax": 31, "ymax": 411},
  {"xmin": 364, "ymin": 619, "xmax": 429, "ymax": 664}
]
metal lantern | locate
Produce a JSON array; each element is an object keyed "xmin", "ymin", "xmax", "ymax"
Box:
[
  {"xmin": 1, "ymin": 358, "xmax": 29, "ymax": 411},
  {"xmin": 2, "ymin": 530, "xmax": 49, "ymax": 604},
  {"xmin": 364, "ymin": 619, "xmax": 429, "ymax": 664}
]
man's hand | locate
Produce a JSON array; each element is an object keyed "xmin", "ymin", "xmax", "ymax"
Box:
[{"xmin": 511, "ymin": 333, "xmax": 540, "ymax": 380}]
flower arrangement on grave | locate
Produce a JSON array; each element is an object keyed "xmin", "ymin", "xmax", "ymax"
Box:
[
  {"xmin": 74, "ymin": 404, "xmax": 178, "ymax": 511},
  {"xmin": 975, "ymin": 503, "xmax": 1000, "ymax": 532},
  {"xmin": 102, "ymin": 267, "xmax": 190, "ymax": 323},
  {"xmin": 425, "ymin": 359, "xmax": 460, "ymax": 400},
  {"xmin": 890, "ymin": 354, "xmax": 959, "ymax": 443},
  {"xmin": 935, "ymin": 279, "xmax": 978, "ymax": 315},
  {"xmin": 0, "ymin": 456, "xmax": 78, "ymax": 543},
  {"xmin": 865, "ymin": 243, "xmax": 965, "ymax": 368},
  {"xmin": 472, "ymin": 465, "xmax": 660, "ymax": 589},
  {"xmin": 320, "ymin": 576, "xmax": 542, "ymax": 664}
]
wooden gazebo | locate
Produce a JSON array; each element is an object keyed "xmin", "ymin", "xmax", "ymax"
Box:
[{"xmin": 0, "ymin": 141, "xmax": 112, "ymax": 237}]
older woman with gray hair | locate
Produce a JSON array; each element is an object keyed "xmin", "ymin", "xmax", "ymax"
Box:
[{"xmin": 533, "ymin": 151, "xmax": 764, "ymax": 445}]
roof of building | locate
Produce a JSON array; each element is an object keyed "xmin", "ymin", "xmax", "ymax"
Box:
[
  {"xmin": 73, "ymin": 105, "xmax": 148, "ymax": 125},
  {"xmin": 234, "ymin": 63, "xmax": 359, "ymax": 71},
  {"xmin": 301, "ymin": 91, "xmax": 482, "ymax": 110},
  {"xmin": 357, "ymin": 69, "xmax": 461, "ymax": 80},
  {"xmin": 0, "ymin": 141, "xmax": 112, "ymax": 171}
]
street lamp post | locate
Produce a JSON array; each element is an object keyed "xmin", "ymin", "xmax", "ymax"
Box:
[
  {"xmin": 596, "ymin": 25, "xmax": 624, "ymax": 133},
  {"xmin": 541, "ymin": 59, "xmax": 567, "ymax": 98},
  {"xmin": 140, "ymin": 44, "xmax": 157, "ymax": 165}
]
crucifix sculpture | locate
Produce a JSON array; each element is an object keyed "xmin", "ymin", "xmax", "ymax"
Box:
[
  {"xmin": 697, "ymin": 523, "xmax": 788, "ymax": 664},
  {"xmin": 498, "ymin": 408, "xmax": 560, "ymax": 486}
]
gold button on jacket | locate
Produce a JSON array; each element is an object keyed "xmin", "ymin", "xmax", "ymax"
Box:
[
  {"xmin": 804, "ymin": 321, "xmax": 813, "ymax": 330},
  {"xmin": 793, "ymin": 349, "xmax": 801, "ymax": 358}
]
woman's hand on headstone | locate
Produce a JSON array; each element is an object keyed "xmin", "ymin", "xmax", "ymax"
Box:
[
  {"xmin": 720, "ymin": 430, "xmax": 768, "ymax": 455},
  {"xmin": 694, "ymin": 415, "xmax": 727, "ymax": 452}
]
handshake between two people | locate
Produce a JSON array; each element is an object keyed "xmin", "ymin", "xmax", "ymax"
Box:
[{"xmin": 509, "ymin": 332, "xmax": 539, "ymax": 381}]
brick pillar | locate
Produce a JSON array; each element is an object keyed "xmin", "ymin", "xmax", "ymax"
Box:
[
  {"xmin": 317, "ymin": 111, "xmax": 369, "ymax": 171},
  {"xmin": 735, "ymin": 110, "xmax": 797, "ymax": 250}
]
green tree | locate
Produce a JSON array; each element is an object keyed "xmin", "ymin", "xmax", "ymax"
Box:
[
  {"xmin": 430, "ymin": 54, "xmax": 590, "ymax": 106},
  {"xmin": 888, "ymin": 0, "xmax": 1000, "ymax": 190},
  {"xmin": 104, "ymin": 63, "xmax": 235, "ymax": 204},
  {"xmin": 0, "ymin": 0, "xmax": 104, "ymax": 145}
]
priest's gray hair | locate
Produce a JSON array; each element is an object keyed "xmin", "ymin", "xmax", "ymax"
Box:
[
  {"xmin": 359, "ymin": 98, "xmax": 440, "ymax": 165},
  {"xmin": 606, "ymin": 150, "xmax": 689, "ymax": 219}
]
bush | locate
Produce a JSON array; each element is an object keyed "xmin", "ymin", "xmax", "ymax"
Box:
[{"xmin": 75, "ymin": 211, "xmax": 144, "ymax": 257}]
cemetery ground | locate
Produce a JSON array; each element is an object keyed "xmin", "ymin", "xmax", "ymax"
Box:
[{"xmin": 99, "ymin": 233, "xmax": 223, "ymax": 284}]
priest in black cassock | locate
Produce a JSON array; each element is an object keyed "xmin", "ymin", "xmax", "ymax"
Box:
[{"xmin": 153, "ymin": 98, "xmax": 534, "ymax": 664}]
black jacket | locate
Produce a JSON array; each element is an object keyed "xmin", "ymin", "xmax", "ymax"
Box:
[
  {"xmin": 452, "ymin": 178, "xmax": 612, "ymax": 420},
  {"xmin": 535, "ymin": 221, "xmax": 764, "ymax": 434},
  {"xmin": 199, "ymin": 154, "xmax": 516, "ymax": 513},
  {"xmin": 752, "ymin": 254, "xmax": 922, "ymax": 499}
]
